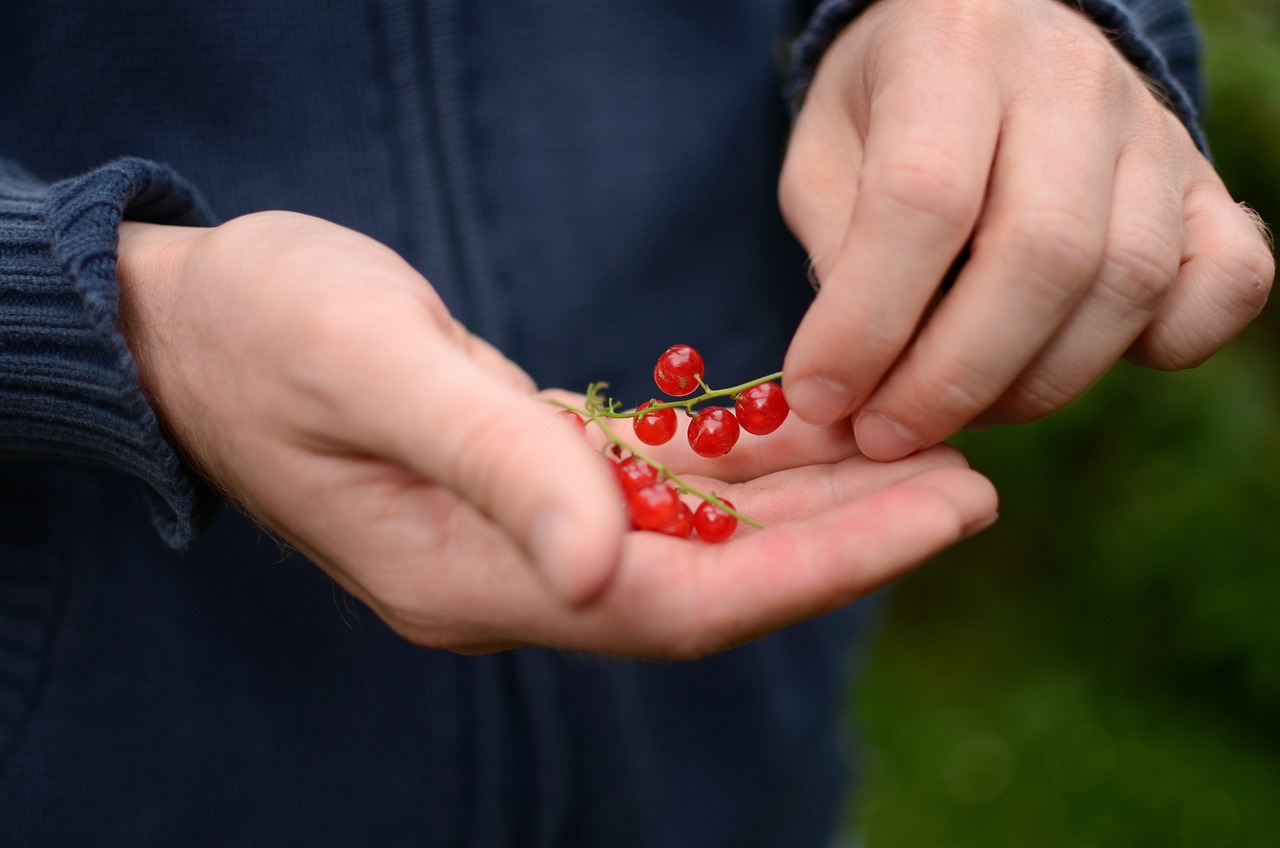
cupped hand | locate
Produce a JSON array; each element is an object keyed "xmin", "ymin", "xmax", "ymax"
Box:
[
  {"xmin": 780, "ymin": 0, "xmax": 1274, "ymax": 461},
  {"xmin": 116, "ymin": 212, "xmax": 996, "ymax": 657}
]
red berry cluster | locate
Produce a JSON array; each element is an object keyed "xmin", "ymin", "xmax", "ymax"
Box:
[
  {"xmin": 558, "ymin": 344, "xmax": 789, "ymax": 544},
  {"xmin": 612, "ymin": 454, "xmax": 738, "ymax": 542},
  {"xmin": 618, "ymin": 345, "xmax": 789, "ymax": 541},
  {"xmin": 635, "ymin": 344, "xmax": 790, "ymax": 457}
]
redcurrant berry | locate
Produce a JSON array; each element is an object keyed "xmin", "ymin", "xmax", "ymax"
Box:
[
  {"xmin": 633, "ymin": 400, "xmax": 677, "ymax": 446},
  {"xmin": 654, "ymin": 344, "xmax": 705, "ymax": 397},
  {"xmin": 613, "ymin": 455, "xmax": 658, "ymax": 496},
  {"xmin": 628, "ymin": 483, "xmax": 681, "ymax": 532},
  {"xmin": 660, "ymin": 500, "xmax": 695, "ymax": 539},
  {"xmin": 687, "ymin": 406, "xmax": 740, "ymax": 458},
  {"xmin": 694, "ymin": 499, "xmax": 738, "ymax": 543},
  {"xmin": 734, "ymin": 381, "xmax": 789, "ymax": 436},
  {"xmin": 559, "ymin": 410, "xmax": 587, "ymax": 431}
]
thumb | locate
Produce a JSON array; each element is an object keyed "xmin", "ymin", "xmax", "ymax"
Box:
[{"xmin": 365, "ymin": 334, "xmax": 627, "ymax": 606}]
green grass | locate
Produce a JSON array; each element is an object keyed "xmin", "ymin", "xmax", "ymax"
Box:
[
  {"xmin": 845, "ymin": 325, "xmax": 1280, "ymax": 846},
  {"xmin": 851, "ymin": 573, "xmax": 1280, "ymax": 847}
]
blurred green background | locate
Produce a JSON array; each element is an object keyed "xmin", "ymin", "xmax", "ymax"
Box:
[{"xmin": 845, "ymin": 2, "xmax": 1280, "ymax": 845}]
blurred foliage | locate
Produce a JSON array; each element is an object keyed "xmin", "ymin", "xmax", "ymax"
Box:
[{"xmin": 848, "ymin": 1, "xmax": 1280, "ymax": 844}]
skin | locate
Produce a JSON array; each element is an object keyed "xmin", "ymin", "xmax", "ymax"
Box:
[
  {"xmin": 780, "ymin": 0, "xmax": 1275, "ymax": 460},
  {"xmin": 115, "ymin": 213, "xmax": 997, "ymax": 658}
]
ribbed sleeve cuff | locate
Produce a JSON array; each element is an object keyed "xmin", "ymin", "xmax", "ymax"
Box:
[
  {"xmin": 787, "ymin": 0, "xmax": 1208, "ymax": 154},
  {"xmin": 0, "ymin": 157, "xmax": 219, "ymax": 547}
]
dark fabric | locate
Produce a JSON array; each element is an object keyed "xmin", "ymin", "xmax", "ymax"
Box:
[
  {"xmin": 1, "ymin": 159, "xmax": 218, "ymax": 547},
  {"xmin": 0, "ymin": 1, "xmax": 1202, "ymax": 845}
]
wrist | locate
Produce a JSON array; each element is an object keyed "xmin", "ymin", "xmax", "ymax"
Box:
[
  {"xmin": 115, "ymin": 221, "xmax": 213, "ymax": 473},
  {"xmin": 115, "ymin": 221, "xmax": 202, "ymax": 360}
]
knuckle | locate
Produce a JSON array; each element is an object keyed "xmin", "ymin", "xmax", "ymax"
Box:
[
  {"xmin": 778, "ymin": 152, "xmax": 821, "ymax": 232},
  {"xmin": 948, "ymin": 0, "xmax": 1010, "ymax": 32},
  {"xmin": 838, "ymin": 302, "xmax": 904, "ymax": 358},
  {"xmin": 1098, "ymin": 231, "xmax": 1180, "ymax": 314},
  {"xmin": 1039, "ymin": 19, "xmax": 1129, "ymax": 95},
  {"xmin": 1194, "ymin": 211, "xmax": 1276, "ymax": 324},
  {"xmin": 922, "ymin": 0, "xmax": 1013, "ymax": 57},
  {"xmin": 802, "ymin": 292, "xmax": 908, "ymax": 372},
  {"xmin": 995, "ymin": 205, "xmax": 1103, "ymax": 287},
  {"xmin": 997, "ymin": 371, "xmax": 1078, "ymax": 423},
  {"xmin": 1128, "ymin": 326, "xmax": 1203, "ymax": 372},
  {"xmin": 1069, "ymin": 33, "xmax": 1125, "ymax": 89},
  {"xmin": 905, "ymin": 358, "xmax": 993, "ymax": 424},
  {"xmin": 1226, "ymin": 235, "xmax": 1276, "ymax": 316},
  {"xmin": 868, "ymin": 143, "xmax": 981, "ymax": 231}
]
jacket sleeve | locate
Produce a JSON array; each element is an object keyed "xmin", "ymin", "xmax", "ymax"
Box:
[
  {"xmin": 0, "ymin": 157, "xmax": 219, "ymax": 547},
  {"xmin": 788, "ymin": 0, "xmax": 1207, "ymax": 153}
]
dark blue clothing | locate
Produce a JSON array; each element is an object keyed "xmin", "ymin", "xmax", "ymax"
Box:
[{"xmin": 0, "ymin": 2, "xmax": 1203, "ymax": 845}]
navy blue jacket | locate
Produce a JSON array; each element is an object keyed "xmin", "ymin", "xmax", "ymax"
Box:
[{"xmin": 0, "ymin": 1, "xmax": 1203, "ymax": 844}]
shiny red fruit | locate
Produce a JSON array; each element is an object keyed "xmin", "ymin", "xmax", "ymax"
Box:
[
  {"xmin": 559, "ymin": 410, "xmax": 587, "ymax": 431},
  {"xmin": 660, "ymin": 500, "xmax": 695, "ymax": 539},
  {"xmin": 687, "ymin": 406, "xmax": 740, "ymax": 458},
  {"xmin": 734, "ymin": 381, "xmax": 789, "ymax": 435},
  {"xmin": 628, "ymin": 483, "xmax": 681, "ymax": 532},
  {"xmin": 694, "ymin": 499, "xmax": 737, "ymax": 543},
  {"xmin": 654, "ymin": 344, "xmax": 705, "ymax": 397},
  {"xmin": 613, "ymin": 456, "xmax": 658, "ymax": 496},
  {"xmin": 633, "ymin": 400, "xmax": 677, "ymax": 445}
]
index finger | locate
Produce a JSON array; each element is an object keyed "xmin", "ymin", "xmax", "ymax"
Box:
[{"xmin": 782, "ymin": 47, "xmax": 1001, "ymax": 426}]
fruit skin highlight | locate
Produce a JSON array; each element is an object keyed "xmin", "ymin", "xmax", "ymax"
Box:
[
  {"xmin": 628, "ymin": 483, "xmax": 681, "ymax": 532},
  {"xmin": 633, "ymin": 400, "xmax": 677, "ymax": 446},
  {"xmin": 654, "ymin": 344, "xmax": 705, "ymax": 397},
  {"xmin": 688, "ymin": 406, "xmax": 740, "ymax": 458},
  {"xmin": 694, "ymin": 499, "xmax": 738, "ymax": 543},
  {"xmin": 735, "ymin": 381, "xmax": 789, "ymax": 436}
]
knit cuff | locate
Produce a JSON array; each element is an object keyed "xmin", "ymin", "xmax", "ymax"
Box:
[
  {"xmin": 0, "ymin": 157, "xmax": 219, "ymax": 547},
  {"xmin": 787, "ymin": 0, "xmax": 1208, "ymax": 154}
]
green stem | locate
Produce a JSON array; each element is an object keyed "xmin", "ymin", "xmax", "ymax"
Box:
[{"xmin": 590, "ymin": 371, "xmax": 783, "ymax": 419}]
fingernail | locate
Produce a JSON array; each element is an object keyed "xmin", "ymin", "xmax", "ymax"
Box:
[
  {"xmin": 786, "ymin": 375, "xmax": 852, "ymax": 424},
  {"xmin": 964, "ymin": 511, "xmax": 1000, "ymax": 535},
  {"xmin": 964, "ymin": 412, "xmax": 1002, "ymax": 432},
  {"xmin": 855, "ymin": 411, "xmax": 925, "ymax": 461}
]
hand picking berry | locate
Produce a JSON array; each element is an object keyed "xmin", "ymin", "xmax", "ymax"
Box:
[{"xmin": 549, "ymin": 344, "xmax": 787, "ymax": 542}]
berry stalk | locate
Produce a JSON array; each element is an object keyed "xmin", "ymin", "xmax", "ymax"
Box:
[{"xmin": 587, "ymin": 372, "xmax": 784, "ymax": 420}]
